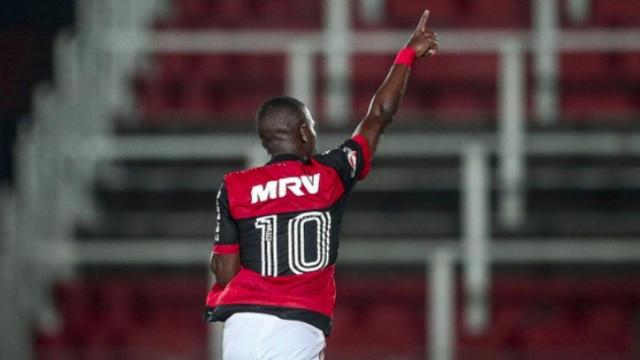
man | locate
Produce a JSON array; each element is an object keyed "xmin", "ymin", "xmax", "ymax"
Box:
[{"xmin": 204, "ymin": 10, "xmax": 438, "ymax": 360}]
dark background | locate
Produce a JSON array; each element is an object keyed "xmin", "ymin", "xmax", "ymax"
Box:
[{"xmin": 0, "ymin": 0, "xmax": 73, "ymax": 184}]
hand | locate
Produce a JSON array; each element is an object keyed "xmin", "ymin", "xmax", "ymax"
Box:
[{"xmin": 406, "ymin": 10, "xmax": 438, "ymax": 57}]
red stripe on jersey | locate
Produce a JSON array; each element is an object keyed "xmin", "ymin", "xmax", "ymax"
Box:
[
  {"xmin": 225, "ymin": 158, "xmax": 345, "ymax": 220},
  {"xmin": 205, "ymin": 266, "xmax": 336, "ymax": 317},
  {"xmin": 351, "ymin": 134, "xmax": 372, "ymax": 179},
  {"xmin": 213, "ymin": 244, "xmax": 240, "ymax": 255}
]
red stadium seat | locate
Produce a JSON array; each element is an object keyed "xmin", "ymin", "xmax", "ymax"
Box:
[
  {"xmin": 414, "ymin": 54, "xmax": 498, "ymax": 83},
  {"xmin": 584, "ymin": 305, "xmax": 630, "ymax": 349},
  {"xmin": 41, "ymin": 274, "xmax": 640, "ymax": 359},
  {"xmin": 385, "ymin": 0, "xmax": 462, "ymax": 28},
  {"xmin": 174, "ymin": 0, "xmax": 213, "ymax": 28},
  {"xmin": 138, "ymin": 0, "xmax": 640, "ymax": 124},
  {"xmin": 259, "ymin": 0, "xmax": 323, "ymax": 29},
  {"xmin": 619, "ymin": 53, "xmax": 640, "ymax": 81},
  {"xmin": 461, "ymin": 0, "xmax": 531, "ymax": 28},
  {"xmin": 560, "ymin": 53, "xmax": 612, "ymax": 82},
  {"xmin": 183, "ymin": 77, "xmax": 222, "ymax": 118},
  {"xmin": 432, "ymin": 92, "xmax": 496, "ymax": 120},
  {"xmin": 562, "ymin": 93, "xmax": 635, "ymax": 119},
  {"xmin": 591, "ymin": 0, "xmax": 640, "ymax": 27},
  {"xmin": 162, "ymin": 0, "xmax": 323, "ymax": 30}
]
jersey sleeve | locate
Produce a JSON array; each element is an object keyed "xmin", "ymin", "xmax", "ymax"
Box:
[
  {"xmin": 213, "ymin": 182, "xmax": 240, "ymax": 255},
  {"xmin": 315, "ymin": 134, "xmax": 372, "ymax": 189}
]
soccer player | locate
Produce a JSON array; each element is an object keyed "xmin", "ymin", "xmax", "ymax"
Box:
[{"xmin": 205, "ymin": 10, "xmax": 438, "ymax": 360}]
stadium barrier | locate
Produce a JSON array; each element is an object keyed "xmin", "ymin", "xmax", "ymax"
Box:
[{"xmin": 9, "ymin": 0, "xmax": 640, "ymax": 358}]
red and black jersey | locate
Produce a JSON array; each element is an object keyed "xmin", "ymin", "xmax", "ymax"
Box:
[{"xmin": 204, "ymin": 135, "xmax": 372, "ymax": 335}]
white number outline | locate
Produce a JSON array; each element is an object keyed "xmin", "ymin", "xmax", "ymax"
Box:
[
  {"xmin": 288, "ymin": 211, "xmax": 331, "ymax": 274},
  {"xmin": 255, "ymin": 215, "xmax": 277, "ymax": 276},
  {"xmin": 255, "ymin": 211, "xmax": 332, "ymax": 276}
]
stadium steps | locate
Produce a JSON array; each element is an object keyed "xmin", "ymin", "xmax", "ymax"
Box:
[
  {"xmin": 46, "ymin": 1, "xmax": 640, "ymax": 358},
  {"xmin": 41, "ymin": 271, "xmax": 640, "ymax": 359},
  {"xmin": 159, "ymin": 0, "xmax": 640, "ymax": 31},
  {"xmin": 135, "ymin": 51, "xmax": 640, "ymax": 124},
  {"xmin": 76, "ymin": 149, "xmax": 640, "ymax": 241}
]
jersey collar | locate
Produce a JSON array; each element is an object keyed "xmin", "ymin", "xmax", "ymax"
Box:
[{"xmin": 267, "ymin": 154, "xmax": 308, "ymax": 165}]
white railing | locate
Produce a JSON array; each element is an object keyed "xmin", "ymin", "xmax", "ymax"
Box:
[
  {"xmin": 534, "ymin": 0, "xmax": 560, "ymax": 123},
  {"xmin": 498, "ymin": 40, "xmax": 526, "ymax": 229},
  {"xmin": 0, "ymin": 189, "xmax": 33, "ymax": 359},
  {"xmin": 80, "ymin": 130, "xmax": 640, "ymax": 161},
  {"xmin": 6, "ymin": 1, "xmax": 165, "ymax": 358},
  {"xmin": 59, "ymin": 134, "xmax": 640, "ymax": 359},
  {"xmin": 67, "ymin": 235, "xmax": 640, "ymax": 360},
  {"xmin": 461, "ymin": 143, "xmax": 490, "ymax": 333},
  {"xmin": 100, "ymin": 26, "xmax": 640, "ymax": 233},
  {"xmin": 11, "ymin": 0, "xmax": 640, "ymax": 358}
]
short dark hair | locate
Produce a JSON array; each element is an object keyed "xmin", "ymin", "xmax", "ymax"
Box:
[
  {"xmin": 255, "ymin": 96, "xmax": 308, "ymax": 154},
  {"xmin": 255, "ymin": 96, "xmax": 306, "ymax": 129}
]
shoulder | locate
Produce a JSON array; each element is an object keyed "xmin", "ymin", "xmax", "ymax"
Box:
[
  {"xmin": 222, "ymin": 166, "xmax": 266, "ymax": 200},
  {"xmin": 223, "ymin": 164, "xmax": 269, "ymax": 184},
  {"xmin": 315, "ymin": 135, "xmax": 369, "ymax": 160},
  {"xmin": 314, "ymin": 135, "xmax": 372, "ymax": 181}
]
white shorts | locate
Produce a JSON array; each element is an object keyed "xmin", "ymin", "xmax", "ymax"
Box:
[{"xmin": 222, "ymin": 312, "xmax": 326, "ymax": 360}]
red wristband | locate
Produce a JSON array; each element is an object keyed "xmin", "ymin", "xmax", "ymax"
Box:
[{"xmin": 394, "ymin": 47, "xmax": 417, "ymax": 67}]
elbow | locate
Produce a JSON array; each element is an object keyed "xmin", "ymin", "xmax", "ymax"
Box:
[
  {"xmin": 216, "ymin": 270, "xmax": 237, "ymax": 288},
  {"xmin": 370, "ymin": 98, "xmax": 397, "ymax": 122},
  {"xmin": 209, "ymin": 255, "xmax": 228, "ymax": 287},
  {"xmin": 212, "ymin": 266, "xmax": 232, "ymax": 288},
  {"xmin": 211, "ymin": 254, "xmax": 240, "ymax": 288},
  {"xmin": 216, "ymin": 274, "xmax": 232, "ymax": 288},
  {"xmin": 209, "ymin": 253, "xmax": 216, "ymax": 275}
]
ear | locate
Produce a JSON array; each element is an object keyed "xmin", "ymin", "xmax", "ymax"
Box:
[{"xmin": 300, "ymin": 124, "xmax": 309, "ymax": 143}]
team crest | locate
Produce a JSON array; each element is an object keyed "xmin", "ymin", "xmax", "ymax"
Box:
[{"xmin": 344, "ymin": 147, "xmax": 358, "ymax": 178}]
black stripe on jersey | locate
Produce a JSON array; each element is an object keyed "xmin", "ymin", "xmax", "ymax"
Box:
[
  {"xmin": 235, "ymin": 202, "xmax": 346, "ymax": 277},
  {"xmin": 205, "ymin": 305, "xmax": 332, "ymax": 336}
]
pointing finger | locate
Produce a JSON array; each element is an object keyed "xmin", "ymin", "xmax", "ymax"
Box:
[{"xmin": 417, "ymin": 10, "xmax": 430, "ymax": 32}]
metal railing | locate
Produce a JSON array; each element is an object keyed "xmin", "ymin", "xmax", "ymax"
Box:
[
  {"xmin": 8, "ymin": 0, "xmax": 640, "ymax": 358},
  {"xmin": 4, "ymin": 1, "xmax": 165, "ymax": 358},
  {"xmin": 0, "ymin": 189, "xmax": 32, "ymax": 359}
]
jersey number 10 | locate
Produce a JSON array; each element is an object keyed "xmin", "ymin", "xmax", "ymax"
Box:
[{"xmin": 255, "ymin": 211, "xmax": 332, "ymax": 276}]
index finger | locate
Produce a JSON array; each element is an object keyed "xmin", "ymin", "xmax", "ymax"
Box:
[{"xmin": 417, "ymin": 10, "xmax": 430, "ymax": 32}]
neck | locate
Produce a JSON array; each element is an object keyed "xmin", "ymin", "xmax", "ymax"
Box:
[
  {"xmin": 270, "ymin": 151, "xmax": 308, "ymax": 161},
  {"xmin": 270, "ymin": 145, "xmax": 308, "ymax": 161}
]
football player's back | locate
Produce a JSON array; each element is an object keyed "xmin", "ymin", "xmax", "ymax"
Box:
[
  {"xmin": 205, "ymin": 10, "xmax": 439, "ymax": 359},
  {"xmin": 207, "ymin": 134, "xmax": 372, "ymax": 333}
]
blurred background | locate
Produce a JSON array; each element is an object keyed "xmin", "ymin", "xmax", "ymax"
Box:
[{"xmin": 1, "ymin": 0, "xmax": 640, "ymax": 359}]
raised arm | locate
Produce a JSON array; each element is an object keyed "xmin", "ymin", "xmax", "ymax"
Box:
[{"xmin": 353, "ymin": 10, "xmax": 438, "ymax": 154}]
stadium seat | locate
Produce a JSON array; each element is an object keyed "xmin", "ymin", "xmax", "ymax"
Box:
[
  {"xmin": 562, "ymin": 93, "xmax": 635, "ymax": 119},
  {"xmin": 385, "ymin": 0, "xmax": 530, "ymax": 29},
  {"xmin": 620, "ymin": 53, "xmax": 640, "ymax": 81},
  {"xmin": 161, "ymin": 0, "xmax": 323, "ymax": 30},
  {"xmin": 560, "ymin": 53, "xmax": 612, "ymax": 82},
  {"xmin": 137, "ymin": 0, "xmax": 640, "ymax": 124},
  {"xmin": 591, "ymin": 0, "xmax": 640, "ymax": 27},
  {"xmin": 42, "ymin": 274, "xmax": 640, "ymax": 359},
  {"xmin": 461, "ymin": 0, "xmax": 531, "ymax": 28},
  {"xmin": 385, "ymin": 0, "xmax": 462, "ymax": 28}
]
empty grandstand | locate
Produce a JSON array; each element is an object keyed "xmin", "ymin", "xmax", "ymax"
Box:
[{"xmin": 2, "ymin": 0, "xmax": 640, "ymax": 359}]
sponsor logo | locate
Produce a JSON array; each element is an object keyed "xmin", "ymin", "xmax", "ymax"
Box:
[{"xmin": 251, "ymin": 174, "xmax": 321, "ymax": 204}]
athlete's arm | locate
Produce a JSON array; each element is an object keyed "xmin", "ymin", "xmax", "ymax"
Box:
[
  {"xmin": 353, "ymin": 10, "xmax": 438, "ymax": 154},
  {"xmin": 209, "ymin": 183, "xmax": 241, "ymax": 287},
  {"xmin": 210, "ymin": 253, "xmax": 240, "ymax": 287}
]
